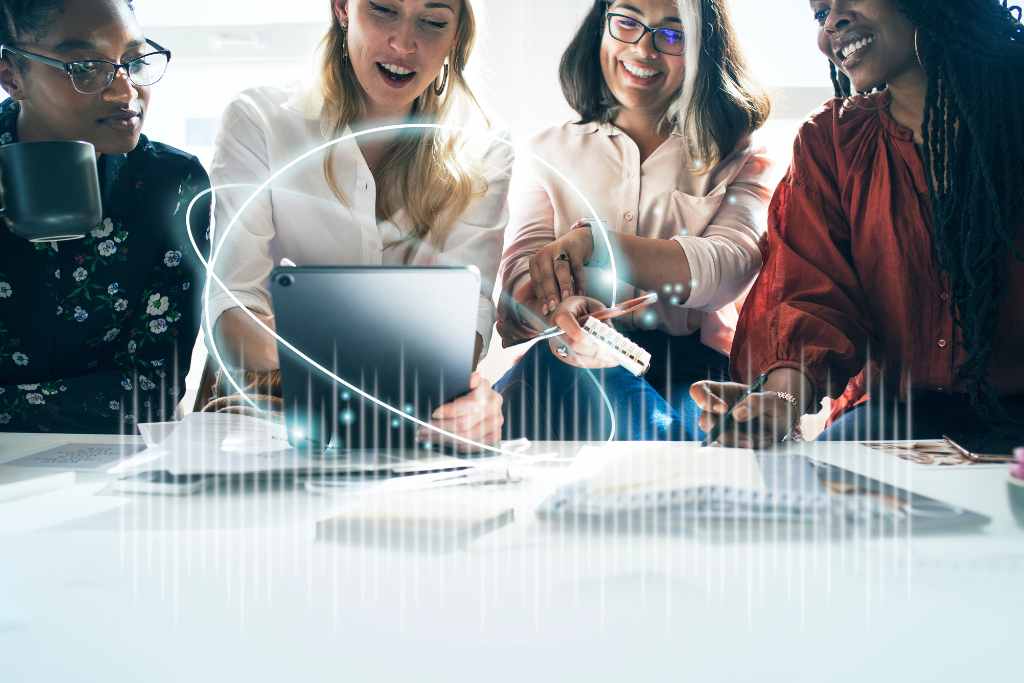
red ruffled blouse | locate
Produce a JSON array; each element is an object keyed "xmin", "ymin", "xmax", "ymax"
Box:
[{"xmin": 731, "ymin": 93, "xmax": 1024, "ymax": 406}]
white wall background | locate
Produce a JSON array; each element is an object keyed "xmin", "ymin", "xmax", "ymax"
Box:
[{"xmin": 123, "ymin": 0, "xmax": 831, "ymax": 169}]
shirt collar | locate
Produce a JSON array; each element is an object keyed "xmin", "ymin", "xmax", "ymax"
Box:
[
  {"xmin": 572, "ymin": 120, "xmax": 621, "ymax": 137},
  {"xmin": 573, "ymin": 119, "xmax": 683, "ymax": 139}
]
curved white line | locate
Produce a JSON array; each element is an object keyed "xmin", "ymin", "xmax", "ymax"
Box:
[{"xmin": 185, "ymin": 123, "xmax": 621, "ymax": 454}]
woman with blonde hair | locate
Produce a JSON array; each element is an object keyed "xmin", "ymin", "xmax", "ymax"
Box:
[
  {"xmin": 495, "ymin": 0, "xmax": 772, "ymax": 441},
  {"xmin": 206, "ymin": 0, "xmax": 511, "ymax": 450}
]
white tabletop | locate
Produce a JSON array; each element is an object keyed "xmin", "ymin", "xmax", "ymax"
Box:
[{"xmin": 1, "ymin": 432, "xmax": 1021, "ymax": 682}]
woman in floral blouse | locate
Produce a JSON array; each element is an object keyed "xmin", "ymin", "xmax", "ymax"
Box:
[{"xmin": 0, "ymin": 0, "xmax": 210, "ymax": 433}]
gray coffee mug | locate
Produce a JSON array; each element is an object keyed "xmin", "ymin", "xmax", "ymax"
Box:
[{"xmin": 0, "ymin": 140, "xmax": 102, "ymax": 242}]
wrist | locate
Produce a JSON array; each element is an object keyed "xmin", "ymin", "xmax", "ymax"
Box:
[
  {"xmin": 577, "ymin": 221, "xmax": 609, "ymax": 267},
  {"xmin": 763, "ymin": 367, "xmax": 815, "ymax": 414}
]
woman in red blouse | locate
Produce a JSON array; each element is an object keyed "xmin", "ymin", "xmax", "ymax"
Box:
[{"xmin": 692, "ymin": 0, "xmax": 1024, "ymax": 446}]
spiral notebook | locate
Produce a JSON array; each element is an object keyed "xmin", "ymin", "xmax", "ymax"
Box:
[
  {"xmin": 536, "ymin": 444, "xmax": 990, "ymax": 532},
  {"xmin": 583, "ymin": 317, "xmax": 652, "ymax": 376}
]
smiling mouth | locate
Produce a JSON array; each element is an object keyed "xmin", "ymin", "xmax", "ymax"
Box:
[
  {"xmin": 377, "ymin": 62, "xmax": 417, "ymax": 84},
  {"xmin": 621, "ymin": 61, "xmax": 663, "ymax": 82},
  {"xmin": 837, "ymin": 34, "xmax": 876, "ymax": 66}
]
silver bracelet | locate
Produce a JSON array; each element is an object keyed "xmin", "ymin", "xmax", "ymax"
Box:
[
  {"xmin": 774, "ymin": 391, "xmax": 804, "ymax": 443},
  {"xmin": 774, "ymin": 391, "xmax": 799, "ymax": 410}
]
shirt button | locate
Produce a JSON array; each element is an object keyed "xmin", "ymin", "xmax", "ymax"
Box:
[
  {"xmin": 624, "ymin": 211, "xmax": 635, "ymax": 222},
  {"xmin": 937, "ymin": 339, "xmax": 948, "ymax": 349},
  {"xmin": 936, "ymin": 386, "xmax": 945, "ymax": 392}
]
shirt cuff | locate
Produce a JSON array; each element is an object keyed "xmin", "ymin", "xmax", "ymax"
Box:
[
  {"xmin": 672, "ymin": 235, "xmax": 717, "ymax": 310},
  {"xmin": 203, "ymin": 289, "xmax": 272, "ymax": 331}
]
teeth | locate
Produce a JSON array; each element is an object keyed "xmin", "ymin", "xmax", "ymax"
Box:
[
  {"xmin": 380, "ymin": 63, "xmax": 414, "ymax": 76},
  {"xmin": 839, "ymin": 35, "xmax": 874, "ymax": 62},
  {"xmin": 623, "ymin": 62, "xmax": 659, "ymax": 79}
]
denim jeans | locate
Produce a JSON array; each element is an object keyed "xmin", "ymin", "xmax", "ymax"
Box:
[
  {"xmin": 495, "ymin": 330, "xmax": 728, "ymax": 441},
  {"xmin": 818, "ymin": 391, "xmax": 1024, "ymax": 441}
]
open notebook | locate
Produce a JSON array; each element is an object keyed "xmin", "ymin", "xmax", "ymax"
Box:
[{"xmin": 537, "ymin": 444, "xmax": 990, "ymax": 532}]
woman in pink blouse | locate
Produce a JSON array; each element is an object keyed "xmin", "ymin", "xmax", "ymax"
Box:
[{"xmin": 495, "ymin": 0, "xmax": 772, "ymax": 441}]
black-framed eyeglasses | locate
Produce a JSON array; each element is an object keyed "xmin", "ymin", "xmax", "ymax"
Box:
[
  {"xmin": 0, "ymin": 40, "xmax": 172, "ymax": 94},
  {"xmin": 606, "ymin": 12, "xmax": 685, "ymax": 56}
]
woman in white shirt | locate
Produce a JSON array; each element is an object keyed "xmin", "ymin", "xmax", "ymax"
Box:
[
  {"xmin": 495, "ymin": 0, "xmax": 772, "ymax": 441},
  {"xmin": 207, "ymin": 0, "xmax": 511, "ymax": 449}
]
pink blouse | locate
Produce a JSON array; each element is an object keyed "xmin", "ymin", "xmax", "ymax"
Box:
[{"xmin": 497, "ymin": 120, "xmax": 773, "ymax": 356}]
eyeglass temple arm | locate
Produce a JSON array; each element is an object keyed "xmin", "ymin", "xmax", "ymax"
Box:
[
  {"xmin": 0, "ymin": 45, "xmax": 69, "ymax": 71},
  {"xmin": 146, "ymin": 39, "xmax": 171, "ymax": 58}
]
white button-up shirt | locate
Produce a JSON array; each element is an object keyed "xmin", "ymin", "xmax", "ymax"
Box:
[
  {"xmin": 498, "ymin": 121, "xmax": 772, "ymax": 356},
  {"xmin": 207, "ymin": 85, "xmax": 514, "ymax": 348}
]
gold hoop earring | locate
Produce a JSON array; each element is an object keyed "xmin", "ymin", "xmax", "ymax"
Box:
[{"xmin": 433, "ymin": 61, "xmax": 449, "ymax": 97}]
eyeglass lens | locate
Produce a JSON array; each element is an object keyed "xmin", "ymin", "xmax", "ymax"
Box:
[
  {"xmin": 608, "ymin": 15, "xmax": 684, "ymax": 56},
  {"xmin": 69, "ymin": 53, "xmax": 169, "ymax": 93}
]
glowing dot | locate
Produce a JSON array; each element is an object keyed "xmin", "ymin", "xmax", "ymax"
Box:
[
  {"xmin": 341, "ymin": 391, "xmax": 351, "ymax": 401},
  {"xmin": 391, "ymin": 419, "xmax": 400, "ymax": 428},
  {"xmin": 642, "ymin": 311, "xmax": 657, "ymax": 327},
  {"xmin": 727, "ymin": 195, "xmax": 737, "ymax": 205},
  {"xmin": 651, "ymin": 410, "xmax": 674, "ymax": 428},
  {"xmin": 669, "ymin": 296, "xmax": 680, "ymax": 306},
  {"xmin": 662, "ymin": 284, "xmax": 672, "ymax": 294},
  {"xmin": 404, "ymin": 404, "xmax": 415, "ymax": 414},
  {"xmin": 340, "ymin": 410, "xmax": 355, "ymax": 424},
  {"xmin": 674, "ymin": 283, "xmax": 684, "ymax": 293},
  {"xmin": 690, "ymin": 278, "xmax": 699, "ymax": 288},
  {"xmin": 291, "ymin": 428, "xmax": 305, "ymax": 441}
]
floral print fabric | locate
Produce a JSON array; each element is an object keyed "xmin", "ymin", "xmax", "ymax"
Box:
[{"xmin": 0, "ymin": 98, "xmax": 212, "ymax": 433}]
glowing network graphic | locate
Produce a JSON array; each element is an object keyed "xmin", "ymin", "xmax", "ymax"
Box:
[{"xmin": 185, "ymin": 123, "xmax": 624, "ymax": 456}]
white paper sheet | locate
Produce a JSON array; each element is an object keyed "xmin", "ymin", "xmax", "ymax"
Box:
[
  {"xmin": 568, "ymin": 443, "xmax": 767, "ymax": 498},
  {"xmin": 116, "ymin": 412, "xmax": 468, "ymax": 476},
  {"xmin": 6, "ymin": 442, "xmax": 146, "ymax": 471}
]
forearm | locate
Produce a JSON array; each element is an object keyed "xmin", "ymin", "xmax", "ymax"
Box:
[
  {"xmin": 212, "ymin": 307, "xmax": 279, "ymax": 373},
  {"xmin": 606, "ymin": 233, "xmax": 693, "ymax": 299}
]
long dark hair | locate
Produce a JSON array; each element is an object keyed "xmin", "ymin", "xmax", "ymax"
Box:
[
  {"xmin": 559, "ymin": 0, "xmax": 770, "ymax": 167},
  {"xmin": 831, "ymin": 0, "xmax": 1024, "ymax": 421}
]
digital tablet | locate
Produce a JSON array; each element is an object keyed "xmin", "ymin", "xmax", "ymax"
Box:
[{"xmin": 269, "ymin": 266, "xmax": 480, "ymax": 451}]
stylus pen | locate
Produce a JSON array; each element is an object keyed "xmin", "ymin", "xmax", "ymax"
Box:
[
  {"xmin": 535, "ymin": 293, "xmax": 659, "ymax": 339},
  {"xmin": 701, "ymin": 372, "xmax": 768, "ymax": 447}
]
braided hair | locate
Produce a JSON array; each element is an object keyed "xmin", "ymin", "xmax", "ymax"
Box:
[{"xmin": 831, "ymin": 0, "xmax": 1024, "ymax": 424}]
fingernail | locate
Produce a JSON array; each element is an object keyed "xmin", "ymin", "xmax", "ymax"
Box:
[{"xmin": 733, "ymin": 406, "xmax": 747, "ymax": 421}]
